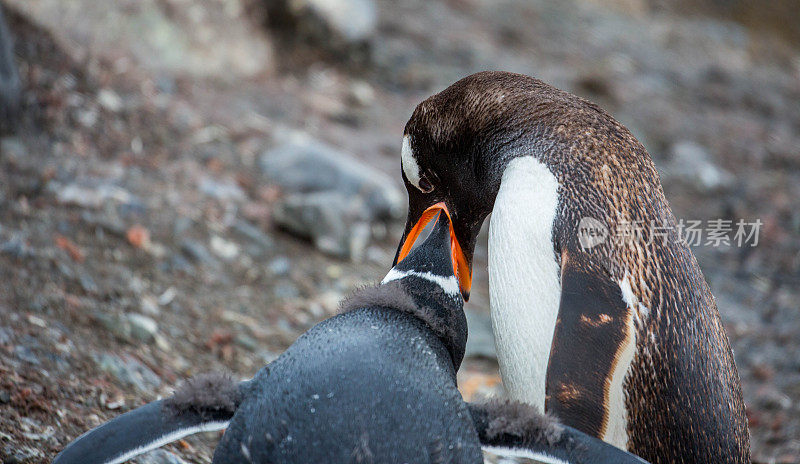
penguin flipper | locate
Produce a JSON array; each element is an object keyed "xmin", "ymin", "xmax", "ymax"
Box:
[
  {"xmin": 468, "ymin": 400, "xmax": 650, "ymax": 464},
  {"xmin": 53, "ymin": 373, "xmax": 247, "ymax": 464},
  {"xmin": 546, "ymin": 249, "xmax": 632, "ymax": 438}
]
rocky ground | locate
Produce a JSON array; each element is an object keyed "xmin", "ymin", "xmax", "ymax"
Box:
[{"xmin": 0, "ymin": 0, "xmax": 798, "ymax": 463}]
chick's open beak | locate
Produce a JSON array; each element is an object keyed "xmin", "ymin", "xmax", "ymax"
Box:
[{"xmin": 394, "ymin": 202, "xmax": 473, "ymax": 301}]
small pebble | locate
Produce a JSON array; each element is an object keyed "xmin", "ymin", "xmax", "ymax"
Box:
[{"xmin": 268, "ymin": 257, "xmax": 291, "ymax": 276}]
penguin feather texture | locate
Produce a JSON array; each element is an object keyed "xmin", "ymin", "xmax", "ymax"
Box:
[
  {"xmin": 339, "ymin": 281, "xmax": 418, "ymax": 315},
  {"xmin": 479, "ymin": 399, "xmax": 564, "ymax": 446},
  {"xmin": 339, "ymin": 281, "xmax": 459, "ymax": 348},
  {"xmin": 165, "ymin": 372, "xmax": 240, "ymax": 417}
]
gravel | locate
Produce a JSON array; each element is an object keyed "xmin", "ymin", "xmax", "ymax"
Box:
[{"xmin": 94, "ymin": 353, "xmax": 162, "ymax": 393}]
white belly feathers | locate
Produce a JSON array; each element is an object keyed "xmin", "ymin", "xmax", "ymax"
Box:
[{"xmin": 488, "ymin": 156, "xmax": 562, "ymax": 412}]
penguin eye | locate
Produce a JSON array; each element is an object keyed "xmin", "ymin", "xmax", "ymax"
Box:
[{"xmin": 418, "ymin": 175, "xmax": 434, "ymax": 193}]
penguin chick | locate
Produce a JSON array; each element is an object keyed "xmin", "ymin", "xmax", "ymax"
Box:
[{"xmin": 53, "ymin": 209, "xmax": 649, "ymax": 464}]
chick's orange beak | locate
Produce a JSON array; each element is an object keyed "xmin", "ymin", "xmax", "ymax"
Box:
[{"xmin": 395, "ymin": 202, "xmax": 473, "ymax": 301}]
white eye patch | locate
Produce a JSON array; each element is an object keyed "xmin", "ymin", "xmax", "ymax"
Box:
[{"xmin": 401, "ymin": 135, "xmax": 424, "ymax": 192}]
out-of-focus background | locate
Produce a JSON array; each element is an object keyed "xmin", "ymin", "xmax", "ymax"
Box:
[{"xmin": 0, "ymin": 0, "xmax": 797, "ymax": 462}]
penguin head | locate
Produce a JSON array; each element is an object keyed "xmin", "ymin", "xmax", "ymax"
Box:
[
  {"xmin": 385, "ymin": 205, "xmax": 463, "ymax": 300},
  {"xmin": 394, "ymin": 71, "xmax": 582, "ymax": 299},
  {"xmin": 387, "ymin": 206, "xmax": 461, "ymax": 287},
  {"xmin": 381, "ymin": 207, "xmax": 468, "ymax": 368}
]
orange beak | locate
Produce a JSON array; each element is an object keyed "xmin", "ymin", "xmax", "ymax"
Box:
[{"xmin": 395, "ymin": 202, "xmax": 473, "ymax": 301}]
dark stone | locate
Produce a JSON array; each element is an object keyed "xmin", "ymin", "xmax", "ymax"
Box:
[
  {"xmin": 0, "ymin": 236, "xmax": 34, "ymax": 259},
  {"xmin": 2, "ymin": 445, "xmax": 42, "ymax": 463},
  {"xmin": 180, "ymin": 239, "xmax": 217, "ymax": 265},
  {"xmin": 13, "ymin": 345, "xmax": 39, "ymax": 365},
  {"xmin": 94, "ymin": 352, "xmax": 161, "ymax": 393},
  {"xmin": 0, "ymin": 326, "xmax": 11, "ymax": 345},
  {"xmin": 0, "ymin": 4, "xmax": 20, "ymax": 134},
  {"xmin": 259, "ymin": 135, "xmax": 402, "ymax": 221},
  {"xmin": 263, "ymin": 0, "xmax": 377, "ymax": 65},
  {"xmin": 232, "ymin": 219, "xmax": 274, "ymax": 250}
]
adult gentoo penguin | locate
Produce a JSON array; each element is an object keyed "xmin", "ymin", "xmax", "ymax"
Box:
[
  {"xmin": 394, "ymin": 71, "xmax": 750, "ymax": 463},
  {"xmin": 53, "ymin": 208, "xmax": 648, "ymax": 464}
]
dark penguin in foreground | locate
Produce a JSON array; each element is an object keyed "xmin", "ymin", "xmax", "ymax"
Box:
[
  {"xmin": 394, "ymin": 71, "xmax": 750, "ymax": 463},
  {"xmin": 53, "ymin": 209, "xmax": 649, "ymax": 464}
]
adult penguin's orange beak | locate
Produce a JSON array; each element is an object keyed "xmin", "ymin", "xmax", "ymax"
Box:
[{"xmin": 393, "ymin": 202, "xmax": 473, "ymax": 301}]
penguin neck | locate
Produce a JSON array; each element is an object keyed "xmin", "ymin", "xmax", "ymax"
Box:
[
  {"xmin": 488, "ymin": 156, "xmax": 562, "ymax": 411},
  {"xmin": 380, "ymin": 271, "xmax": 468, "ymax": 370}
]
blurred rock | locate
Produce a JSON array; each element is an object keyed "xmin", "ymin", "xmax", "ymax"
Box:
[
  {"xmin": 0, "ymin": 326, "xmax": 11, "ymax": 345},
  {"xmin": 464, "ymin": 309, "xmax": 497, "ymax": 360},
  {"xmin": 273, "ymin": 192, "xmax": 371, "ymax": 261},
  {"xmin": 210, "ymin": 235, "xmax": 240, "ymax": 261},
  {"xmin": 127, "ymin": 314, "xmax": 159, "ymax": 343},
  {"xmin": 98, "ymin": 312, "xmax": 159, "ymax": 343},
  {"xmin": 19, "ymin": 417, "xmax": 54, "ymax": 441},
  {"xmin": 268, "ymin": 256, "xmax": 291, "ymax": 276},
  {"xmin": 266, "ymin": 0, "xmax": 377, "ymax": 62},
  {"xmin": 97, "ymin": 88, "xmax": 123, "ymax": 112},
  {"xmin": 260, "ymin": 135, "xmax": 402, "ymax": 220},
  {"xmin": 13, "ymin": 345, "xmax": 39, "ymax": 364},
  {"xmin": 653, "ymin": 0, "xmax": 800, "ymax": 45},
  {"xmin": 660, "ymin": 140, "xmax": 735, "ymax": 193},
  {"xmin": 315, "ymin": 290, "xmax": 343, "ymax": 314},
  {"xmin": 54, "ymin": 182, "xmax": 138, "ymax": 209},
  {"xmin": 260, "ymin": 137, "xmax": 403, "ymax": 261},
  {"xmin": 365, "ymin": 245, "xmax": 389, "ymax": 265},
  {"xmin": 4, "ymin": 0, "xmax": 272, "ymax": 78},
  {"xmin": 234, "ymin": 334, "xmax": 258, "ymax": 352},
  {"xmin": 140, "ymin": 296, "xmax": 160, "ymax": 316},
  {"xmin": 232, "ymin": 220, "xmax": 274, "ymax": 250},
  {"xmin": 78, "ymin": 271, "xmax": 99, "ymax": 294},
  {"xmin": 756, "ymin": 386, "xmax": 793, "ymax": 411},
  {"xmin": 133, "ymin": 449, "xmax": 189, "ymax": 464},
  {"xmin": 2, "ymin": 445, "xmax": 42, "ymax": 464},
  {"xmin": 158, "ymin": 288, "xmax": 177, "ymax": 306},
  {"xmin": 0, "ymin": 136, "xmax": 25, "ymax": 158},
  {"xmin": 94, "ymin": 353, "xmax": 161, "ymax": 393},
  {"xmin": 0, "ymin": 236, "xmax": 34, "ymax": 259},
  {"xmin": 0, "ymin": 5, "xmax": 20, "ymax": 134},
  {"xmin": 273, "ymin": 280, "xmax": 301, "ymax": 300},
  {"xmin": 261, "ymin": 135, "xmax": 401, "ymax": 260},
  {"xmin": 199, "ymin": 177, "xmax": 246, "ymax": 202},
  {"xmin": 347, "ymin": 80, "xmax": 376, "ymax": 107},
  {"xmin": 97, "ymin": 313, "xmax": 131, "ymax": 340},
  {"xmin": 180, "ymin": 239, "xmax": 217, "ymax": 266}
]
